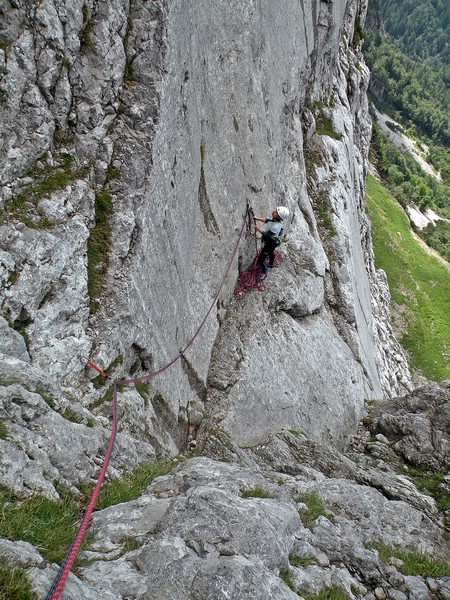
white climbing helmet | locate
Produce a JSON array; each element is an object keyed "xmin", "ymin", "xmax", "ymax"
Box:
[{"xmin": 276, "ymin": 206, "xmax": 289, "ymax": 221}]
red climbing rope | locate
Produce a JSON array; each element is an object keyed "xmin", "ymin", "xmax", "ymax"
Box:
[
  {"xmin": 45, "ymin": 382, "xmax": 118, "ymax": 600},
  {"xmin": 235, "ymin": 248, "xmax": 284, "ymax": 298},
  {"xmin": 119, "ymin": 209, "xmax": 249, "ymax": 385},
  {"xmin": 46, "ymin": 208, "xmax": 250, "ymax": 599}
]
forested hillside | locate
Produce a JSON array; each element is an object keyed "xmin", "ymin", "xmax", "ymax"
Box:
[
  {"xmin": 363, "ymin": 0, "xmax": 449, "ymax": 380},
  {"xmin": 365, "ymin": 0, "xmax": 449, "ymax": 176},
  {"xmin": 364, "ymin": 0, "xmax": 449, "ymax": 261},
  {"xmin": 378, "ymin": 0, "xmax": 449, "ymax": 63},
  {"xmin": 364, "ymin": 37, "xmax": 449, "ymax": 152},
  {"xmin": 370, "ymin": 124, "xmax": 450, "ymax": 218}
]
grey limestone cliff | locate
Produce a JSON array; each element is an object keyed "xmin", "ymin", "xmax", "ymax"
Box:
[
  {"xmin": 0, "ymin": 2, "xmax": 440, "ymax": 600},
  {"xmin": 0, "ymin": 0, "xmax": 411, "ymax": 457}
]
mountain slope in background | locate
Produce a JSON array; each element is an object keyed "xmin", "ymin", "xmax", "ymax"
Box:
[
  {"xmin": 378, "ymin": 0, "xmax": 449, "ymax": 64},
  {"xmin": 362, "ymin": 0, "xmax": 449, "ymax": 382},
  {"xmin": 365, "ymin": 174, "xmax": 449, "ymax": 381}
]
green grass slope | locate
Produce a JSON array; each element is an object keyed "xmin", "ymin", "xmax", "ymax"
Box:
[{"xmin": 365, "ymin": 174, "xmax": 450, "ymax": 381}]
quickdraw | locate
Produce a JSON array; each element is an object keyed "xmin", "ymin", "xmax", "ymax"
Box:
[
  {"xmin": 245, "ymin": 200, "xmax": 259, "ymax": 252},
  {"xmin": 80, "ymin": 356, "xmax": 110, "ymax": 379}
]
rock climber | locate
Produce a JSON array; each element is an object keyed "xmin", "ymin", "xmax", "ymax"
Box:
[{"xmin": 253, "ymin": 206, "xmax": 289, "ymax": 275}]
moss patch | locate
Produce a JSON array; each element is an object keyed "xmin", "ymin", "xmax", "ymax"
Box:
[
  {"xmin": 87, "ymin": 190, "xmax": 114, "ymax": 312},
  {"xmin": 0, "ymin": 154, "xmax": 88, "ymax": 228}
]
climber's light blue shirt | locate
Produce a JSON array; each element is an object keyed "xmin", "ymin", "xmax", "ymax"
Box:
[{"xmin": 263, "ymin": 219, "xmax": 283, "ymax": 240}]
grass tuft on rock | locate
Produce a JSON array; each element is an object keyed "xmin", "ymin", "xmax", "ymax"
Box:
[
  {"xmin": 296, "ymin": 491, "xmax": 330, "ymax": 529},
  {"xmin": 405, "ymin": 468, "xmax": 450, "ymax": 520},
  {"xmin": 303, "ymin": 586, "xmax": 351, "ymax": 600},
  {"xmin": 0, "ymin": 154, "xmax": 88, "ymax": 229},
  {"xmin": 240, "ymin": 485, "xmax": 273, "ymax": 499},
  {"xmin": 315, "ymin": 109, "xmax": 342, "ymax": 140},
  {"xmin": 370, "ymin": 542, "xmax": 450, "ymax": 578},
  {"xmin": 289, "ymin": 554, "xmax": 315, "ymax": 567},
  {"xmin": 0, "ymin": 485, "xmax": 87, "ymax": 564},
  {"xmin": 0, "ymin": 458, "xmax": 175, "ymax": 565},
  {"xmin": 0, "ymin": 562, "xmax": 38, "ymax": 600},
  {"xmin": 0, "ymin": 419, "xmax": 9, "ymax": 440},
  {"xmin": 89, "ymin": 458, "xmax": 176, "ymax": 510},
  {"xmin": 87, "ymin": 189, "xmax": 114, "ymax": 312}
]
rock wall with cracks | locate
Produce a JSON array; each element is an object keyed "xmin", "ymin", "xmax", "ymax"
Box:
[
  {"xmin": 2, "ymin": 3, "xmax": 448, "ymax": 600},
  {"xmin": 0, "ymin": 0, "xmax": 412, "ymax": 464}
]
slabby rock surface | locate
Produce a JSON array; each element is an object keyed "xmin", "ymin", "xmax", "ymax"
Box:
[
  {"xmin": 20, "ymin": 431, "xmax": 450, "ymax": 599},
  {"xmin": 0, "ymin": 0, "xmax": 412, "ymax": 461},
  {"xmin": 0, "ymin": 2, "xmax": 441, "ymax": 599}
]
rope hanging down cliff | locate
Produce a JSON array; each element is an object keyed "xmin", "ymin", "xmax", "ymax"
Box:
[{"xmin": 45, "ymin": 206, "xmax": 251, "ymax": 600}]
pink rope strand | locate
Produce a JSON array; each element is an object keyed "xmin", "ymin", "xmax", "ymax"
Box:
[{"xmin": 46, "ymin": 209, "xmax": 250, "ymax": 598}]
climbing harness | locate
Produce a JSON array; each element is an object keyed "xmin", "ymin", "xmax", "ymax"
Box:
[{"xmin": 45, "ymin": 205, "xmax": 251, "ymax": 600}]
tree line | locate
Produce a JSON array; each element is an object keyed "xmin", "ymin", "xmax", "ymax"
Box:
[
  {"xmin": 378, "ymin": 0, "xmax": 449, "ymax": 64},
  {"xmin": 364, "ymin": 31, "xmax": 449, "ymax": 151},
  {"xmin": 364, "ymin": 0, "xmax": 449, "ymax": 261}
]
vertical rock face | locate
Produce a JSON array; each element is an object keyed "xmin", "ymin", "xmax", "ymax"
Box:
[
  {"xmin": 3, "ymin": 4, "xmax": 445, "ymax": 600},
  {"xmin": 0, "ymin": 0, "xmax": 411, "ymax": 461}
]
